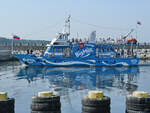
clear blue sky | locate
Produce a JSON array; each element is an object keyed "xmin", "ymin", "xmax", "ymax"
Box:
[{"xmin": 0, "ymin": 0, "xmax": 149, "ymax": 42}]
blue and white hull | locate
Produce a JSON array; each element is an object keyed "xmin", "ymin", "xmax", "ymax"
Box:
[{"xmin": 13, "ymin": 54, "xmax": 139, "ymax": 66}]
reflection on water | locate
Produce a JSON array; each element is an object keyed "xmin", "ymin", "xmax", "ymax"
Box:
[
  {"xmin": 17, "ymin": 66, "xmax": 139, "ymax": 95},
  {"xmin": 0, "ymin": 62, "xmax": 143, "ymax": 113}
]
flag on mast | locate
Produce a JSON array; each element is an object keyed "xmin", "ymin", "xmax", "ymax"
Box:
[
  {"xmin": 13, "ymin": 35, "xmax": 20, "ymax": 39},
  {"xmin": 137, "ymin": 21, "xmax": 141, "ymax": 25}
]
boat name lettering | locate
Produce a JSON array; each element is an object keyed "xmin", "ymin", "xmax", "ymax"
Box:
[{"xmin": 75, "ymin": 48, "xmax": 93, "ymax": 57}]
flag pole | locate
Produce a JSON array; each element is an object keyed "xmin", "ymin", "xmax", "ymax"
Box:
[
  {"xmin": 12, "ymin": 38, "xmax": 14, "ymax": 54},
  {"xmin": 11, "ymin": 34, "xmax": 14, "ymax": 54},
  {"xmin": 136, "ymin": 24, "xmax": 138, "ymax": 40},
  {"xmin": 136, "ymin": 21, "xmax": 141, "ymax": 40},
  {"xmin": 136, "ymin": 21, "xmax": 141, "ymax": 56}
]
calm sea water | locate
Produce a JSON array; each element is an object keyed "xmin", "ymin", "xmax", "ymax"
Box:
[{"xmin": 0, "ymin": 61, "xmax": 150, "ymax": 113}]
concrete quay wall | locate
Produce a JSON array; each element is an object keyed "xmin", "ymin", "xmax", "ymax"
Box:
[{"xmin": 0, "ymin": 45, "xmax": 47, "ymax": 51}]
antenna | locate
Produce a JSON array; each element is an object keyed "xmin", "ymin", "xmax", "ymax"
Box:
[{"xmin": 63, "ymin": 15, "xmax": 71, "ymax": 36}]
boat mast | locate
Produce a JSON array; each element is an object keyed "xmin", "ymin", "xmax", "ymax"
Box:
[{"xmin": 63, "ymin": 15, "xmax": 71, "ymax": 37}]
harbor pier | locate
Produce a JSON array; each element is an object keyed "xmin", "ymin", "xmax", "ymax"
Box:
[{"xmin": 1, "ymin": 37, "xmax": 150, "ymax": 61}]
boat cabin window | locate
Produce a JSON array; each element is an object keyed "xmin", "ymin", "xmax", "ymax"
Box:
[
  {"xmin": 52, "ymin": 48, "xmax": 56, "ymax": 53},
  {"xmin": 96, "ymin": 48, "xmax": 99, "ymax": 57},
  {"xmin": 63, "ymin": 48, "xmax": 71, "ymax": 57},
  {"xmin": 53, "ymin": 42, "xmax": 59, "ymax": 45},
  {"xmin": 51, "ymin": 48, "xmax": 56, "ymax": 57},
  {"xmin": 107, "ymin": 48, "xmax": 109, "ymax": 52},
  {"xmin": 102, "ymin": 48, "xmax": 105, "ymax": 53},
  {"xmin": 51, "ymin": 48, "xmax": 62, "ymax": 57},
  {"xmin": 51, "ymin": 47, "xmax": 71, "ymax": 57},
  {"xmin": 57, "ymin": 48, "xmax": 61, "ymax": 53}
]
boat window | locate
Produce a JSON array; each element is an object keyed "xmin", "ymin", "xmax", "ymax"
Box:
[
  {"xmin": 57, "ymin": 48, "xmax": 61, "ymax": 53},
  {"xmin": 53, "ymin": 42, "xmax": 59, "ymax": 45},
  {"xmin": 51, "ymin": 48, "xmax": 56, "ymax": 57},
  {"xmin": 96, "ymin": 48, "xmax": 99, "ymax": 57},
  {"xmin": 63, "ymin": 48, "xmax": 67, "ymax": 57},
  {"xmin": 63, "ymin": 48, "xmax": 71, "ymax": 57},
  {"xmin": 66, "ymin": 48, "xmax": 71, "ymax": 57},
  {"xmin": 52, "ymin": 48, "xmax": 56, "ymax": 52},
  {"xmin": 63, "ymin": 48, "xmax": 66, "ymax": 52},
  {"xmin": 102, "ymin": 48, "xmax": 105, "ymax": 53},
  {"xmin": 107, "ymin": 48, "xmax": 109, "ymax": 52}
]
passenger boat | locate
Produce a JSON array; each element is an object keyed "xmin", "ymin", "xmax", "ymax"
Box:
[{"xmin": 13, "ymin": 16, "xmax": 140, "ymax": 66}]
